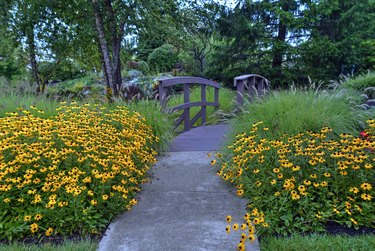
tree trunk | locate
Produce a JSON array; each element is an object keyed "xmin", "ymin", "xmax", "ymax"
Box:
[
  {"xmin": 26, "ymin": 27, "xmax": 41, "ymax": 93},
  {"xmin": 104, "ymin": 0, "xmax": 122, "ymax": 92},
  {"xmin": 91, "ymin": 0, "xmax": 118, "ymax": 96},
  {"xmin": 272, "ymin": 1, "xmax": 290, "ymax": 89}
]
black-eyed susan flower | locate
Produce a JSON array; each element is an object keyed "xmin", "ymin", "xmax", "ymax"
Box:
[
  {"xmin": 226, "ymin": 215, "xmax": 232, "ymax": 223},
  {"xmin": 361, "ymin": 193, "xmax": 372, "ymax": 201},
  {"xmin": 225, "ymin": 225, "xmax": 230, "ymax": 234},
  {"xmin": 232, "ymin": 223, "xmax": 239, "ymax": 231},
  {"xmin": 360, "ymin": 183, "xmax": 372, "ymax": 190}
]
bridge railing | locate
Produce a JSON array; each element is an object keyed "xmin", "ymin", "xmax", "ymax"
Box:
[
  {"xmin": 158, "ymin": 77, "xmax": 220, "ymax": 131},
  {"xmin": 234, "ymin": 74, "xmax": 270, "ymax": 106}
]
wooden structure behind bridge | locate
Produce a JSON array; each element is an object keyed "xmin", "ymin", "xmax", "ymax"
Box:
[{"xmin": 234, "ymin": 74, "xmax": 270, "ymax": 106}]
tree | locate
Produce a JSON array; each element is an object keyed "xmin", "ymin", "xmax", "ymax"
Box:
[
  {"xmin": 208, "ymin": 0, "xmax": 311, "ymax": 87},
  {"xmin": 180, "ymin": 1, "xmax": 219, "ymax": 75}
]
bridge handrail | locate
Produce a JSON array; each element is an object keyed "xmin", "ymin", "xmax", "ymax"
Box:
[
  {"xmin": 159, "ymin": 77, "xmax": 220, "ymax": 88},
  {"xmin": 158, "ymin": 76, "xmax": 220, "ymax": 131}
]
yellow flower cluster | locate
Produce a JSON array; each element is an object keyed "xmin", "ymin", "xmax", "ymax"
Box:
[
  {"xmin": 0, "ymin": 103, "xmax": 158, "ymax": 239},
  {"xmin": 216, "ymin": 120, "xmax": 375, "ymax": 237},
  {"xmin": 225, "ymin": 212, "xmax": 264, "ymax": 250}
]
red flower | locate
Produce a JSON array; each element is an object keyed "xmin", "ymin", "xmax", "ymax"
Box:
[{"xmin": 360, "ymin": 131, "xmax": 368, "ymax": 138}]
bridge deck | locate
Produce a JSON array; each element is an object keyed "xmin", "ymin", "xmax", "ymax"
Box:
[{"xmin": 168, "ymin": 124, "xmax": 231, "ymax": 152}]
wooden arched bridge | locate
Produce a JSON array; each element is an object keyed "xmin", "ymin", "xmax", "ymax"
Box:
[{"xmin": 158, "ymin": 74, "xmax": 270, "ymax": 131}]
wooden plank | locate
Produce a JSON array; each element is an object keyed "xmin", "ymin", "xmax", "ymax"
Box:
[
  {"xmin": 201, "ymin": 85, "xmax": 206, "ymax": 125},
  {"xmin": 248, "ymin": 77, "xmax": 256, "ymax": 100},
  {"xmin": 236, "ymin": 80, "xmax": 244, "ymax": 106},
  {"xmin": 158, "ymin": 81, "xmax": 167, "ymax": 109},
  {"xmin": 190, "ymin": 109, "xmax": 203, "ymax": 127},
  {"xmin": 174, "ymin": 113, "xmax": 184, "ymax": 129},
  {"xmin": 214, "ymin": 88, "xmax": 219, "ymax": 103},
  {"xmin": 169, "ymin": 124, "xmax": 231, "ymax": 152},
  {"xmin": 234, "ymin": 74, "xmax": 270, "ymax": 83},
  {"xmin": 166, "ymin": 101, "xmax": 219, "ymax": 112}
]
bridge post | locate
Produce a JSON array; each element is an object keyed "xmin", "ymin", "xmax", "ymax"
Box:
[
  {"xmin": 158, "ymin": 80, "xmax": 167, "ymax": 110},
  {"xmin": 183, "ymin": 83, "xmax": 191, "ymax": 131},
  {"xmin": 201, "ymin": 85, "xmax": 206, "ymax": 125}
]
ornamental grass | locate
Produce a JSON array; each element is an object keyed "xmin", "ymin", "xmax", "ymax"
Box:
[
  {"xmin": 216, "ymin": 120, "xmax": 374, "ymax": 245},
  {"xmin": 0, "ymin": 102, "xmax": 158, "ymax": 241}
]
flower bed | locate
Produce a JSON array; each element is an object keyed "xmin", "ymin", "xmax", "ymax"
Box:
[
  {"xmin": 216, "ymin": 120, "xmax": 374, "ymax": 240},
  {"xmin": 0, "ymin": 103, "xmax": 158, "ymax": 241}
]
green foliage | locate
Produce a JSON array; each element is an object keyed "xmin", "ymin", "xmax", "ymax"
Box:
[
  {"xmin": 47, "ymin": 75, "xmax": 104, "ymax": 99},
  {"xmin": 260, "ymin": 234, "xmax": 375, "ymax": 251},
  {"xmin": 39, "ymin": 60, "xmax": 84, "ymax": 83},
  {"xmin": 0, "ymin": 32, "xmax": 24, "ymax": 79},
  {"xmin": 148, "ymin": 44, "xmax": 178, "ymax": 73},
  {"xmin": 231, "ymin": 90, "xmax": 363, "ymax": 139},
  {"xmin": 137, "ymin": 61, "xmax": 150, "ymax": 75},
  {"xmin": 167, "ymin": 87, "xmax": 236, "ymax": 127},
  {"xmin": 340, "ymin": 72, "xmax": 375, "ymax": 91},
  {"xmin": 0, "ymin": 239, "xmax": 97, "ymax": 251}
]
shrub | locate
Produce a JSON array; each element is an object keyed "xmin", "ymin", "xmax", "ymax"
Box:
[
  {"xmin": 137, "ymin": 61, "xmax": 150, "ymax": 75},
  {"xmin": 148, "ymin": 44, "xmax": 178, "ymax": 73},
  {"xmin": 0, "ymin": 103, "xmax": 158, "ymax": 241},
  {"xmin": 47, "ymin": 75, "xmax": 104, "ymax": 99},
  {"xmin": 216, "ymin": 120, "xmax": 374, "ymax": 240}
]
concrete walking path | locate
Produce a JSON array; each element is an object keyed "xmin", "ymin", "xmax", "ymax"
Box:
[{"xmin": 98, "ymin": 126, "xmax": 260, "ymax": 251}]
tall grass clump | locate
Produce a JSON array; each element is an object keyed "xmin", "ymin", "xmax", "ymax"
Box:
[
  {"xmin": 232, "ymin": 90, "xmax": 362, "ymax": 139},
  {"xmin": 0, "ymin": 93, "xmax": 59, "ymax": 118},
  {"xmin": 168, "ymin": 87, "xmax": 236, "ymax": 126},
  {"xmin": 339, "ymin": 71, "xmax": 375, "ymax": 91}
]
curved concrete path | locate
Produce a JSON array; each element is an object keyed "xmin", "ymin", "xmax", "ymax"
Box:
[{"xmin": 98, "ymin": 125, "xmax": 260, "ymax": 251}]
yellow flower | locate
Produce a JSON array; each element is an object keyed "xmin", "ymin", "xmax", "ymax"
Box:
[
  {"xmin": 248, "ymin": 234, "xmax": 256, "ymax": 242},
  {"xmin": 225, "ymin": 225, "xmax": 230, "ymax": 234},
  {"xmin": 45, "ymin": 227, "xmax": 54, "ymax": 237},
  {"xmin": 304, "ymin": 180, "xmax": 311, "ymax": 186},
  {"xmin": 34, "ymin": 214, "xmax": 42, "ymax": 221},
  {"xmin": 232, "ymin": 223, "xmax": 239, "ymax": 231},
  {"xmin": 30, "ymin": 223, "xmax": 39, "ymax": 233},
  {"xmin": 211, "ymin": 159, "xmax": 216, "ymax": 165},
  {"xmin": 236, "ymin": 189, "xmax": 244, "ymax": 196},
  {"xmin": 361, "ymin": 193, "xmax": 372, "ymax": 201},
  {"xmin": 226, "ymin": 215, "xmax": 232, "ymax": 223},
  {"xmin": 24, "ymin": 215, "xmax": 32, "ymax": 222},
  {"xmin": 349, "ymin": 187, "xmax": 359, "ymax": 194},
  {"xmin": 360, "ymin": 183, "xmax": 372, "ymax": 191}
]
